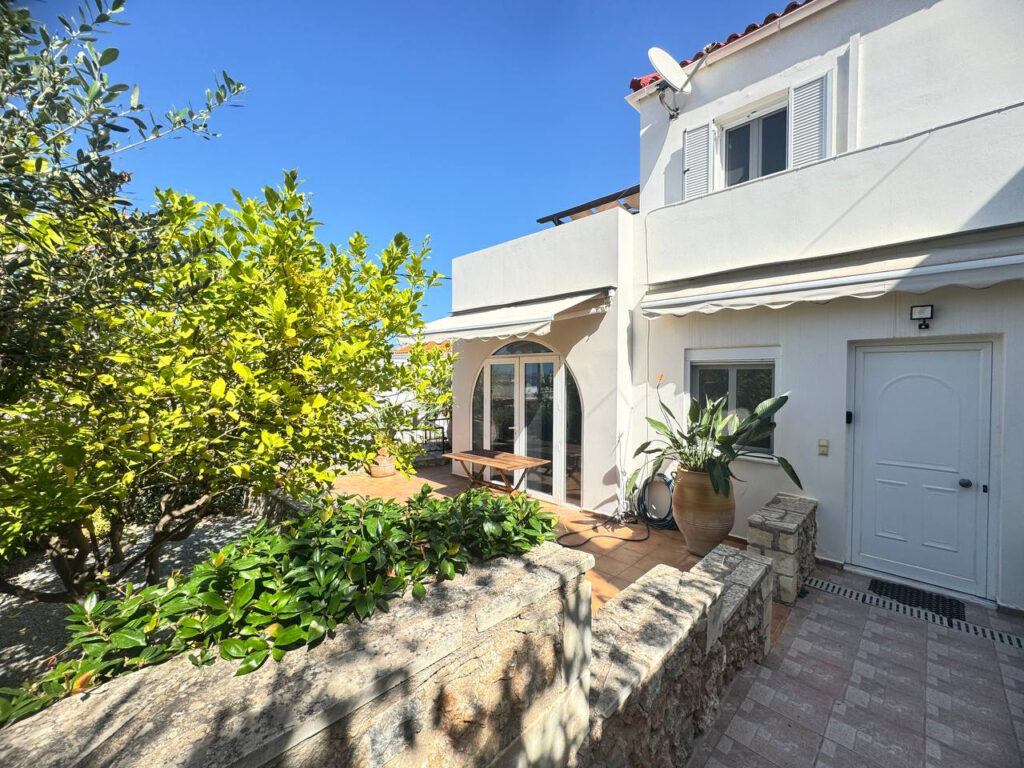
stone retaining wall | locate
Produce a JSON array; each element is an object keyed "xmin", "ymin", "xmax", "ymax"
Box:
[
  {"xmin": 576, "ymin": 545, "xmax": 774, "ymax": 768},
  {"xmin": 0, "ymin": 542, "xmax": 594, "ymax": 768},
  {"xmin": 746, "ymin": 492, "xmax": 818, "ymax": 605}
]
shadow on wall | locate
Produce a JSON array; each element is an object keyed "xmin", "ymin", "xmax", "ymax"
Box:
[{"xmin": 0, "ymin": 550, "xmax": 591, "ymax": 768}]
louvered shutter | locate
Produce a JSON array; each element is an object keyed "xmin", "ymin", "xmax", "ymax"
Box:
[
  {"xmin": 789, "ymin": 73, "xmax": 830, "ymax": 167},
  {"xmin": 683, "ymin": 124, "xmax": 711, "ymax": 200}
]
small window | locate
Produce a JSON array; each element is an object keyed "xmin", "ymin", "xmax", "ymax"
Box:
[
  {"xmin": 725, "ymin": 108, "xmax": 787, "ymax": 187},
  {"xmin": 691, "ymin": 362, "xmax": 775, "ymax": 452}
]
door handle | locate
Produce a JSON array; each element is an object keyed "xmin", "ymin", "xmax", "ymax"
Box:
[{"xmin": 958, "ymin": 478, "xmax": 973, "ymax": 488}]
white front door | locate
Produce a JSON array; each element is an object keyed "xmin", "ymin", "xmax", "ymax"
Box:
[{"xmin": 852, "ymin": 342, "xmax": 991, "ymax": 596}]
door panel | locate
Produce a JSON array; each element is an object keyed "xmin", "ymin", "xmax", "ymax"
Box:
[
  {"xmin": 852, "ymin": 344, "xmax": 990, "ymax": 596},
  {"xmin": 523, "ymin": 361, "xmax": 555, "ymax": 494},
  {"xmin": 487, "ymin": 364, "xmax": 516, "ymax": 483}
]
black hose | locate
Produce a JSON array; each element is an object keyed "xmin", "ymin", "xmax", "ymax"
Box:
[
  {"xmin": 635, "ymin": 473, "xmax": 677, "ymax": 530},
  {"xmin": 556, "ymin": 471, "xmax": 676, "ymax": 548}
]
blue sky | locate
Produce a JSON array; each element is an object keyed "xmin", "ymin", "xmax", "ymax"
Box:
[{"xmin": 42, "ymin": 0, "xmax": 777, "ymax": 321}]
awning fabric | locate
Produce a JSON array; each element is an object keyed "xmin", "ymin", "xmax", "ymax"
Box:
[
  {"xmin": 420, "ymin": 290, "xmax": 610, "ymax": 343},
  {"xmin": 641, "ymin": 253, "xmax": 1024, "ymax": 317}
]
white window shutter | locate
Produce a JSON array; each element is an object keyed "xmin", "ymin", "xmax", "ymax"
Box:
[
  {"xmin": 683, "ymin": 124, "xmax": 712, "ymax": 200},
  {"xmin": 789, "ymin": 73, "xmax": 830, "ymax": 167}
]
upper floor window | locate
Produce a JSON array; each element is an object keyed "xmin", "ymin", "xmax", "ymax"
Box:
[
  {"xmin": 682, "ymin": 72, "xmax": 830, "ymax": 200},
  {"xmin": 725, "ymin": 108, "xmax": 787, "ymax": 186}
]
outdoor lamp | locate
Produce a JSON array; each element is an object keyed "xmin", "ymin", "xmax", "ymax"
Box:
[{"xmin": 910, "ymin": 304, "xmax": 934, "ymax": 330}]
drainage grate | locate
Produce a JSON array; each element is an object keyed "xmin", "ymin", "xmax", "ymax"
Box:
[
  {"xmin": 868, "ymin": 578, "xmax": 966, "ymax": 621},
  {"xmin": 805, "ymin": 576, "xmax": 1024, "ymax": 649}
]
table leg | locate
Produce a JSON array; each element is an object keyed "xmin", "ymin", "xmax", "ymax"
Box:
[
  {"xmin": 494, "ymin": 468, "xmax": 513, "ymax": 494},
  {"xmin": 456, "ymin": 459, "xmax": 484, "ymax": 488}
]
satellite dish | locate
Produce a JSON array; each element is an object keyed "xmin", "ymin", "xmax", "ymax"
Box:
[{"xmin": 647, "ymin": 47, "xmax": 689, "ymax": 92}]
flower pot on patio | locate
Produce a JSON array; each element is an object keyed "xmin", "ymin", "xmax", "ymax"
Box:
[
  {"xmin": 672, "ymin": 468, "xmax": 735, "ymax": 556},
  {"xmin": 369, "ymin": 451, "xmax": 396, "ymax": 478}
]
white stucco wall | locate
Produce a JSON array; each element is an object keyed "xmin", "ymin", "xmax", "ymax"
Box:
[
  {"xmin": 645, "ymin": 104, "xmax": 1024, "ymax": 283},
  {"xmin": 451, "ymin": 209, "xmax": 627, "ymax": 312},
  {"xmin": 635, "ymin": 279, "xmax": 1024, "ymax": 609},
  {"xmin": 637, "ymin": 0, "xmax": 1024, "ymax": 222}
]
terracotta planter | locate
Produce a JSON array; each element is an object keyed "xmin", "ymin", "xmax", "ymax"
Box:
[
  {"xmin": 369, "ymin": 452, "xmax": 396, "ymax": 478},
  {"xmin": 672, "ymin": 469, "xmax": 735, "ymax": 557}
]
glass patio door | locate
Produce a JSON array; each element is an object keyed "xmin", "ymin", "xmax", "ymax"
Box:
[
  {"xmin": 521, "ymin": 357, "xmax": 556, "ymax": 496},
  {"xmin": 475, "ymin": 343, "xmax": 578, "ymax": 505},
  {"xmin": 487, "ymin": 362, "xmax": 516, "ymax": 455}
]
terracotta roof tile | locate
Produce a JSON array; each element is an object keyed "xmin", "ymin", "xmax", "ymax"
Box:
[
  {"xmin": 629, "ymin": 0, "xmax": 817, "ymax": 92},
  {"xmin": 393, "ymin": 339, "xmax": 451, "ymax": 355}
]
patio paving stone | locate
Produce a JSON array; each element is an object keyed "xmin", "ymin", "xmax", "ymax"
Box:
[
  {"xmin": 725, "ymin": 698, "xmax": 823, "ymax": 768},
  {"xmin": 825, "ymin": 699, "xmax": 925, "ymax": 768},
  {"xmin": 693, "ymin": 571, "xmax": 1023, "ymax": 768}
]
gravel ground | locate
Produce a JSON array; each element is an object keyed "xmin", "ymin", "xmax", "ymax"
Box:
[{"xmin": 0, "ymin": 514, "xmax": 257, "ymax": 688}]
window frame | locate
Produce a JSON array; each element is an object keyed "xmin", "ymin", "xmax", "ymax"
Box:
[
  {"xmin": 685, "ymin": 348, "xmax": 780, "ymax": 456},
  {"xmin": 723, "ymin": 105, "xmax": 789, "ymax": 188}
]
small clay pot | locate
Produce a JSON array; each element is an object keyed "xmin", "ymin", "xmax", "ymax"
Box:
[{"xmin": 369, "ymin": 452, "xmax": 396, "ymax": 478}]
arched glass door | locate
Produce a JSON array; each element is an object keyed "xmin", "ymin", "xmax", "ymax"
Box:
[{"xmin": 471, "ymin": 342, "xmax": 583, "ymax": 505}]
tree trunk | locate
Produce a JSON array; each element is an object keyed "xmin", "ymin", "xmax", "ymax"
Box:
[
  {"xmin": 108, "ymin": 516, "xmax": 125, "ymax": 564},
  {"xmin": 45, "ymin": 523, "xmax": 94, "ymax": 603},
  {"xmin": 143, "ymin": 494, "xmax": 210, "ymax": 585}
]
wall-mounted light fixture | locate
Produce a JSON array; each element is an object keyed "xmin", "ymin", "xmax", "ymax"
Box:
[{"xmin": 910, "ymin": 304, "xmax": 934, "ymax": 330}]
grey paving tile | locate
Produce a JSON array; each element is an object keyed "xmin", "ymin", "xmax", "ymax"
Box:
[
  {"xmin": 791, "ymin": 635, "xmax": 858, "ymax": 674},
  {"xmin": 690, "ymin": 665, "xmax": 759, "ymax": 768},
  {"xmin": 926, "ymin": 680, "xmax": 1012, "ymax": 729},
  {"xmin": 863, "ymin": 614, "xmax": 928, "ymax": 649},
  {"xmin": 926, "ymin": 713, "xmax": 1021, "ymax": 768},
  {"xmin": 924, "ymin": 737, "xmax": 1020, "ymax": 768},
  {"xmin": 749, "ymin": 665, "xmax": 838, "ymax": 735},
  {"xmin": 815, "ymin": 737, "xmax": 880, "ymax": 768},
  {"xmin": 860, "ymin": 636, "xmax": 927, "ymax": 675},
  {"xmin": 726, "ymin": 697, "xmax": 823, "ymax": 768},
  {"xmin": 704, "ymin": 734, "xmax": 787, "ymax": 768},
  {"xmin": 797, "ymin": 597, "xmax": 871, "ymax": 631},
  {"xmin": 1006, "ymin": 688, "xmax": 1024, "ymax": 721},
  {"xmin": 963, "ymin": 603, "xmax": 993, "ymax": 628},
  {"xmin": 855, "ymin": 653, "xmax": 926, "ymax": 690},
  {"xmin": 770, "ymin": 651, "xmax": 851, "ymax": 699},
  {"xmin": 927, "ymin": 656, "xmax": 1003, "ymax": 689},
  {"xmin": 795, "ymin": 615, "xmax": 864, "ymax": 653},
  {"xmin": 989, "ymin": 610, "xmax": 1024, "ymax": 636},
  {"xmin": 927, "ymin": 630, "xmax": 1000, "ymax": 675},
  {"xmin": 845, "ymin": 675, "xmax": 926, "ymax": 733},
  {"xmin": 826, "ymin": 700, "xmax": 925, "ymax": 768}
]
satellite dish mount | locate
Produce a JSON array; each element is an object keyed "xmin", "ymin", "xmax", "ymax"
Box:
[{"xmin": 647, "ymin": 45, "xmax": 713, "ymax": 120}]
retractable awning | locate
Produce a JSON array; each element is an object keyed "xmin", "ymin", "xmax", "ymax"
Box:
[
  {"xmin": 420, "ymin": 290, "xmax": 611, "ymax": 343},
  {"xmin": 641, "ymin": 253, "xmax": 1024, "ymax": 317}
]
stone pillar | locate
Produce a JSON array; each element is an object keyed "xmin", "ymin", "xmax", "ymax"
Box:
[{"xmin": 746, "ymin": 493, "xmax": 818, "ymax": 606}]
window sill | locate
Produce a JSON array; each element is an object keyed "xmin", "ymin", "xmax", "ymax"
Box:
[{"xmin": 735, "ymin": 453, "xmax": 778, "ymax": 466}]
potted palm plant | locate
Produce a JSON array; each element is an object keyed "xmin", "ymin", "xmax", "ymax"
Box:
[{"xmin": 628, "ymin": 391, "xmax": 802, "ymax": 556}]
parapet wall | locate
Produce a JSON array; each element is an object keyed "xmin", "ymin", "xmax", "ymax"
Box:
[
  {"xmin": 0, "ymin": 542, "xmax": 776, "ymax": 768},
  {"xmin": 0, "ymin": 542, "xmax": 595, "ymax": 768},
  {"xmin": 577, "ymin": 545, "xmax": 774, "ymax": 768}
]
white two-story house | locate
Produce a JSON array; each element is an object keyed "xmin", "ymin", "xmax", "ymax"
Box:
[{"xmin": 422, "ymin": 0, "xmax": 1024, "ymax": 610}]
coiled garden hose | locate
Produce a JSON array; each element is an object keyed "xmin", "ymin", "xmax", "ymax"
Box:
[{"xmin": 556, "ymin": 471, "xmax": 675, "ymax": 548}]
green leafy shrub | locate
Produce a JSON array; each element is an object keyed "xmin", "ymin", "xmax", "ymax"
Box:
[{"xmin": 0, "ymin": 487, "xmax": 554, "ymax": 727}]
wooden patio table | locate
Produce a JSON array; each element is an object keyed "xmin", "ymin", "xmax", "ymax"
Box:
[{"xmin": 443, "ymin": 449, "xmax": 550, "ymax": 494}]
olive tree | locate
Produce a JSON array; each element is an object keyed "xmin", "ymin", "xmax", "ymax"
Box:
[
  {"xmin": 0, "ymin": 171, "xmax": 452, "ymax": 601},
  {"xmin": 0, "ymin": 0, "xmax": 244, "ymax": 402}
]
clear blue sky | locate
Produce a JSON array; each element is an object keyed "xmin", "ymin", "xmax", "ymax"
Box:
[{"xmin": 42, "ymin": 0, "xmax": 777, "ymax": 321}]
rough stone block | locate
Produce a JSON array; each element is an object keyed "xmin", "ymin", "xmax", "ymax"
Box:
[
  {"xmin": 746, "ymin": 527, "xmax": 775, "ymax": 550},
  {"xmin": 778, "ymin": 573, "xmax": 798, "ymax": 605}
]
